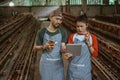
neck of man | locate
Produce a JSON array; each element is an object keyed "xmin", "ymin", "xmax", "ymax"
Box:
[{"xmin": 48, "ymin": 24, "xmax": 57, "ymax": 32}]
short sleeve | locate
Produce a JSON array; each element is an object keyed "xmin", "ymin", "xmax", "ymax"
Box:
[
  {"xmin": 36, "ymin": 28, "xmax": 46, "ymax": 45},
  {"xmin": 91, "ymin": 34, "xmax": 98, "ymax": 57},
  {"xmin": 60, "ymin": 27, "xmax": 68, "ymax": 43},
  {"xmin": 68, "ymin": 33, "xmax": 75, "ymax": 44}
]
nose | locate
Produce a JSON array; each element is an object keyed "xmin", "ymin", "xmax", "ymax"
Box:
[
  {"xmin": 57, "ymin": 20, "xmax": 62, "ymax": 24},
  {"xmin": 78, "ymin": 26, "xmax": 82, "ymax": 30}
]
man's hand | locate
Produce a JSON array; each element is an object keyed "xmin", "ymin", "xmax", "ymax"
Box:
[
  {"xmin": 44, "ymin": 40, "xmax": 55, "ymax": 50},
  {"xmin": 61, "ymin": 43, "xmax": 66, "ymax": 53}
]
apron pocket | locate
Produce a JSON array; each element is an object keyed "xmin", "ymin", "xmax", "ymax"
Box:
[
  {"xmin": 72, "ymin": 71, "xmax": 82, "ymax": 79},
  {"xmin": 69, "ymin": 63, "xmax": 86, "ymax": 79}
]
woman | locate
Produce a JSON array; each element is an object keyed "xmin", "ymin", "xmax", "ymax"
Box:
[{"xmin": 64, "ymin": 14, "xmax": 98, "ymax": 80}]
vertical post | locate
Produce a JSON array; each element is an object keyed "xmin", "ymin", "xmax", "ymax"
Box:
[
  {"xmin": 103, "ymin": 0, "xmax": 109, "ymax": 5},
  {"xmin": 114, "ymin": 0, "xmax": 118, "ymax": 14},
  {"xmin": 81, "ymin": 0, "xmax": 87, "ymax": 13},
  {"xmin": 66, "ymin": 0, "xmax": 70, "ymax": 13},
  {"xmin": 46, "ymin": 0, "xmax": 48, "ymax": 5},
  {"xmin": 100, "ymin": 5, "xmax": 103, "ymax": 15},
  {"xmin": 68, "ymin": 0, "xmax": 70, "ymax": 13}
]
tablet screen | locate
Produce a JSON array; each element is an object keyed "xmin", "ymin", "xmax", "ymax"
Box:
[{"xmin": 66, "ymin": 44, "xmax": 82, "ymax": 56}]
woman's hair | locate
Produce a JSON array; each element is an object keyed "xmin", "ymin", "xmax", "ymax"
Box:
[{"xmin": 75, "ymin": 13, "xmax": 88, "ymax": 23}]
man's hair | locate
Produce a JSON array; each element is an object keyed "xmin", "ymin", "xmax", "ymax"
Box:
[
  {"xmin": 49, "ymin": 10, "xmax": 63, "ymax": 17},
  {"xmin": 75, "ymin": 13, "xmax": 88, "ymax": 23}
]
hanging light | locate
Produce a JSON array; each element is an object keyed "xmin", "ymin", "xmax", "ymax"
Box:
[{"xmin": 9, "ymin": 1, "xmax": 15, "ymax": 6}]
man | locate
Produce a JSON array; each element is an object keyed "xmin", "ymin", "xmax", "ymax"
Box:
[{"xmin": 34, "ymin": 10, "xmax": 67, "ymax": 80}]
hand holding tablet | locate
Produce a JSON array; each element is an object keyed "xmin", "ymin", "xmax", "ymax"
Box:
[{"xmin": 66, "ymin": 44, "xmax": 82, "ymax": 56}]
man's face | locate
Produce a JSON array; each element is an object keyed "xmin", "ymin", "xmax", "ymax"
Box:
[
  {"xmin": 50, "ymin": 16, "xmax": 62, "ymax": 28},
  {"xmin": 76, "ymin": 21, "xmax": 88, "ymax": 34}
]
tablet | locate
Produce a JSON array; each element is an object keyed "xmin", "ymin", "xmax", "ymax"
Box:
[{"xmin": 66, "ymin": 44, "xmax": 82, "ymax": 56}]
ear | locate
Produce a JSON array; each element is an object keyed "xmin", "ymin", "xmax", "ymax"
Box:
[
  {"xmin": 86, "ymin": 23, "xmax": 89, "ymax": 27},
  {"xmin": 86, "ymin": 23, "xmax": 89, "ymax": 30},
  {"xmin": 49, "ymin": 16, "xmax": 53, "ymax": 21}
]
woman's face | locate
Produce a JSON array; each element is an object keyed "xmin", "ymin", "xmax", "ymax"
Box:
[{"xmin": 76, "ymin": 21, "xmax": 88, "ymax": 34}]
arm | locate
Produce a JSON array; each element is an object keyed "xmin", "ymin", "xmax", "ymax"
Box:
[
  {"xmin": 60, "ymin": 28, "xmax": 68, "ymax": 53},
  {"xmin": 64, "ymin": 34, "xmax": 74, "ymax": 60},
  {"xmin": 61, "ymin": 32, "xmax": 75, "ymax": 53},
  {"xmin": 91, "ymin": 34, "xmax": 98, "ymax": 57},
  {"xmin": 33, "ymin": 45, "xmax": 44, "ymax": 51},
  {"xmin": 34, "ymin": 41, "xmax": 55, "ymax": 51},
  {"xmin": 85, "ymin": 33, "xmax": 98, "ymax": 57},
  {"xmin": 68, "ymin": 34, "xmax": 74, "ymax": 44},
  {"xmin": 33, "ymin": 28, "xmax": 48, "ymax": 51}
]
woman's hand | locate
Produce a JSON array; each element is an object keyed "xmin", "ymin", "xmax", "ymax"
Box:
[
  {"xmin": 64, "ymin": 53, "xmax": 73, "ymax": 60},
  {"xmin": 85, "ymin": 32, "xmax": 94, "ymax": 53},
  {"xmin": 85, "ymin": 33, "xmax": 91, "ymax": 47}
]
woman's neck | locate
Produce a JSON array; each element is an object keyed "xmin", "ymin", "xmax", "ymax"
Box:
[{"xmin": 77, "ymin": 31, "xmax": 88, "ymax": 35}]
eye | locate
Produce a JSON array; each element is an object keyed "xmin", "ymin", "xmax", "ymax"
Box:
[
  {"xmin": 56, "ymin": 18, "xmax": 59, "ymax": 20},
  {"xmin": 77, "ymin": 25, "xmax": 83, "ymax": 28},
  {"xmin": 79, "ymin": 26, "xmax": 83, "ymax": 27}
]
